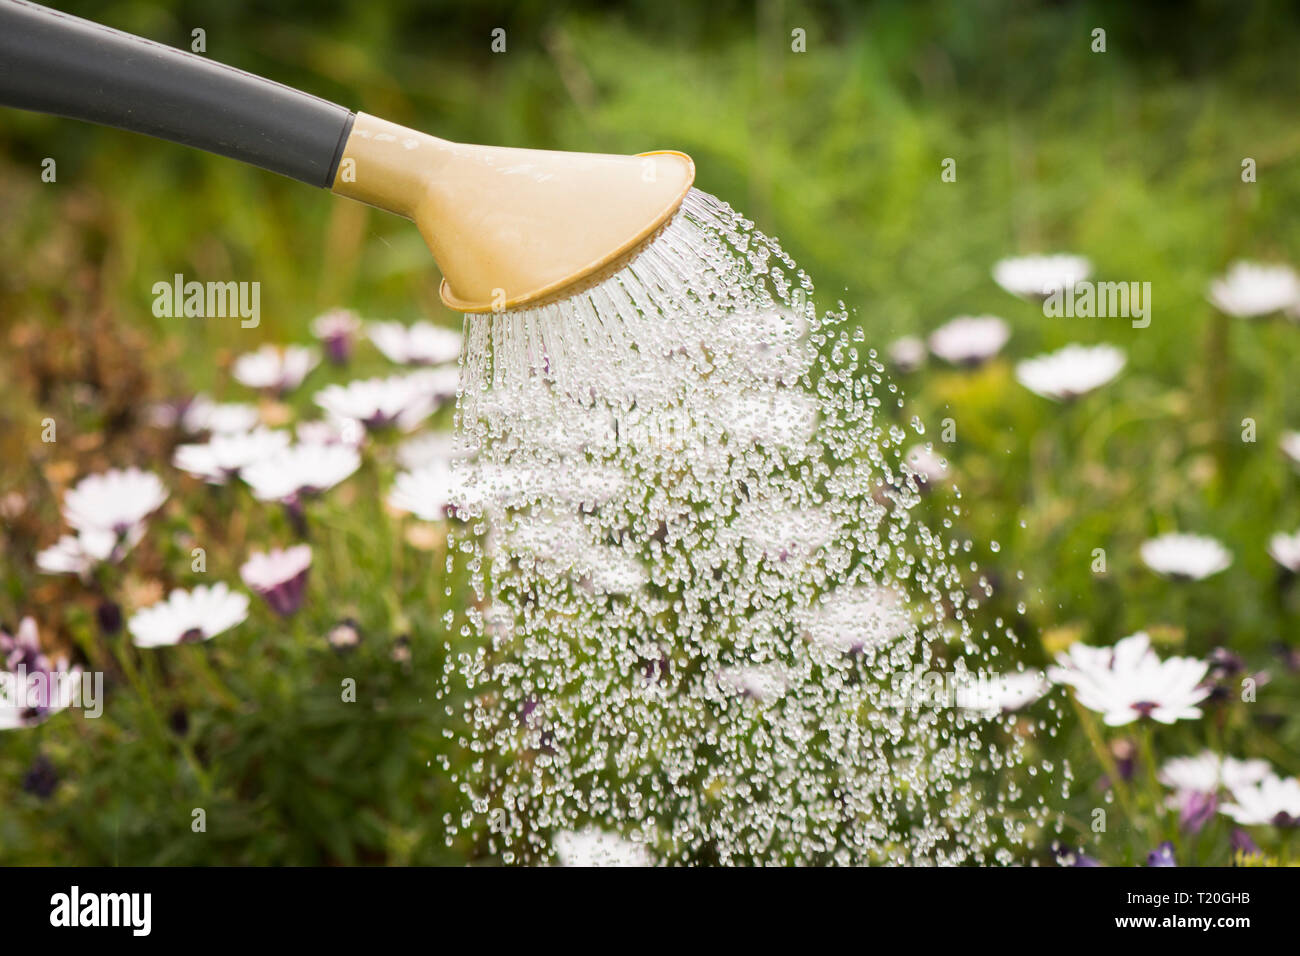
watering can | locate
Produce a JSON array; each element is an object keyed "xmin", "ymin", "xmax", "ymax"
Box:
[{"xmin": 0, "ymin": 0, "xmax": 695, "ymax": 312}]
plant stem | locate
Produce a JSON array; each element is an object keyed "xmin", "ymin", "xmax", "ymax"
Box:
[
  {"xmin": 1069, "ymin": 694, "xmax": 1137, "ymax": 830},
  {"xmin": 1138, "ymin": 723, "xmax": 1175, "ymax": 847}
]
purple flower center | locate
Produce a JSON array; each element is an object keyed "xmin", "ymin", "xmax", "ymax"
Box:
[
  {"xmin": 255, "ymin": 569, "xmax": 310, "ymax": 618},
  {"xmin": 324, "ymin": 336, "xmax": 351, "ymax": 365},
  {"xmin": 1146, "ymin": 841, "xmax": 1177, "ymax": 867}
]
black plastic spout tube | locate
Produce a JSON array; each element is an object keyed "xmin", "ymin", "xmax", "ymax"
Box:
[{"xmin": 0, "ymin": 0, "xmax": 354, "ymax": 187}]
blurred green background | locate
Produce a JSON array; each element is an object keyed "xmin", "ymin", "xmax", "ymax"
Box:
[{"xmin": 2, "ymin": 0, "xmax": 1300, "ymax": 864}]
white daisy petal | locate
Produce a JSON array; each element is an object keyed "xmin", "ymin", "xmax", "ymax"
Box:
[
  {"xmin": 62, "ymin": 468, "xmax": 168, "ymax": 536},
  {"xmin": 1281, "ymin": 432, "xmax": 1300, "ymax": 470},
  {"xmin": 1015, "ymin": 343, "xmax": 1125, "ymax": 401},
  {"xmin": 314, "ymin": 373, "xmax": 448, "ymax": 432},
  {"xmin": 0, "ymin": 618, "xmax": 83, "ymax": 730},
  {"xmin": 173, "ymin": 427, "xmax": 291, "ymax": 484},
  {"xmin": 396, "ymin": 432, "xmax": 467, "ymax": 471},
  {"xmin": 36, "ymin": 526, "xmax": 142, "ymax": 576},
  {"xmin": 241, "ymin": 443, "xmax": 361, "ymax": 502},
  {"xmin": 887, "ymin": 336, "xmax": 926, "ymax": 373},
  {"xmin": 955, "ymin": 670, "xmax": 1048, "ymax": 718},
  {"xmin": 179, "ymin": 396, "xmax": 261, "ymax": 435},
  {"xmin": 128, "ymin": 583, "xmax": 249, "ymax": 648},
  {"xmin": 928, "ymin": 316, "xmax": 1010, "ymax": 366},
  {"xmin": 1159, "ymin": 751, "xmax": 1272, "ymax": 796},
  {"xmin": 368, "ymin": 320, "xmax": 463, "ymax": 366},
  {"xmin": 904, "ymin": 444, "xmax": 950, "ymax": 485},
  {"xmin": 1268, "ymin": 530, "xmax": 1300, "ymax": 573},
  {"xmin": 993, "ymin": 254, "xmax": 1093, "ymax": 299},
  {"xmin": 311, "ymin": 308, "xmax": 362, "ymax": 362},
  {"xmin": 388, "ymin": 462, "xmax": 464, "ymax": 522},
  {"xmin": 240, "ymin": 545, "xmax": 313, "ymax": 617},
  {"xmin": 232, "ymin": 345, "xmax": 320, "ymax": 393},
  {"xmin": 1220, "ymin": 774, "xmax": 1300, "ymax": 827},
  {"xmin": 1140, "ymin": 533, "xmax": 1232, "ymax": 580},
  {"xmin": 1208, "ymin": 261, "xmax": 1300, "ymax": 318}
]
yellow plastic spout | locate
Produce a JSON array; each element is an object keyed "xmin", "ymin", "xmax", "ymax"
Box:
[{"xmin": 330, "ymin": 113, "xmax": 695, "ymax": 313}]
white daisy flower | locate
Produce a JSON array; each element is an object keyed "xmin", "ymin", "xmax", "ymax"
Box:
[
  {"xmin": 314, "ymin": 374, "xmax": 442, "ymax": 431},
  {"xmin": 1049, "ymin": 636, "xmax": 1119, "ymax": 677},
  {"xmin": 803, "ymin": 585, "xmax": 912, "ymax": 655},
  {"xmin": 36, "ymin": 526, "xmax": 143, "ymax": 577},
  {"xmin": 1220, "ymin": 773, "xmax": 1300, "ymax": 827},
  {"xmin": 887, "ymin": 335, "xmax": 927, "ymax": 373},
  {"xmin": 128, "ymin": 582, "xmax": 249, "ymax": 648},
  {"xmin": 445, "ymin": 462, "xmax": 544, "ymax": 516},
  {"xmin": 35, "ymin": 534, "xmax": 104, "ymax": 578},
  {"xmin": 993, "ymin": 254, "xmax": 1093, "ymax": 299},
  {"xmin": 240, "ymin": 545, "xmax": 312, "ymax": 617},
  {"xmin": 1, "ymin": 702, "xmax": 26, "ymax": 732},
  {"xmin": 406, "ymin": 365, "xmax": 462, "ymax": 401},
  {"xmin": 0, "ymin": 618, "xmax": 82, "ymax": 730},
  {"xmin": 1208, "ymin": 261, "xmax": 1300, "ymax": 318},
  {"xmin": 717, "ymin": 663, "xmax": 790, "ymax": 702},
  {"xmin": 241, "ymin": 443, "xmax": 361, "ymax": 502},
  {"xmin": 1269, "ymin": 530, "xmax": 1300, "ymax": 573},
  {"xmin": 1282, "ymin": 432, "xmax": 1300, "ymax": 469},
  {"xmin": 955, "ymin": 669, "xmax": 1048, "ymax": 718},
  {"xmin": 1048, "ymin": 631, "xmax": 1210, "ymax": 726},
  {"xmin": 396, "ymin": 432, "xmax": 467, "ymax": 471},
  {"xmin": 1140, "ymin": 533, "xmax": 1232, "ymax": 580},
  {"xmin": 368, "ymin": 320, "xmax": 462, "ymax": 366},
  {"xmin": 311, "ymin": 308, "xmax": 362, "ymax": 364},
  {"xmin": 552, "ymin": 828, "xmax": 652, "ymax": 867},
  {"xmin": 173, "ymin": 427, "xmax": 291, "ymax": 484},
  {"xmin": 388, "ymin": 462, "xmax": 464, "ymax": 521},
  {"xmin": 1, "ymin": 670, "xmax": 81, "ymax": 730},
  {"xmin": 179, "ymin": 395, "xmax": 261, "ymax": 435},
  {"xmin": 62, "ymin": 468, "xmax": 168, "ymax": 537},
  {"xmin": 295, "ymin": 415, "xmax": 365, "ymax": 448},
  {"xmin": 927, "ymin": 316, "xmax": 1010, "ymax": 366},
  {"xmin": 232, "ymin": 344, "xmax": 319, "ymax": 393},
  {"xmin": 1, "ymin": 617, "xmax": 41, "ymax": 672},
  {"xmin": 904, "ymin": 444, "xmax": 950, "ymax": 485},
  {"xmin": 1159, "ymin": 752, "xmax": 1272, "ymax": 796},
  {"xmin": 1015, "ymin": 343, "xmax": 1125, "ymax": 401}
]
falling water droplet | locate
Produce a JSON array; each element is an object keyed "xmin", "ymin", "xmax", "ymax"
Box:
[{"xmin": 442, "ymin": 189, "xmax": 1056, "ymax": 865}]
